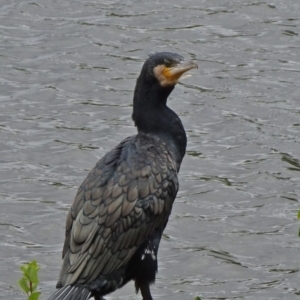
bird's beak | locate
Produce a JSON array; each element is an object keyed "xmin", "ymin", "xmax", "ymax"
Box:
[{"xmin": 163, "ymin": 61, "xmax": 198, "ymax": 82}]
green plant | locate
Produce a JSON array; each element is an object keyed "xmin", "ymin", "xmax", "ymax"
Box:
[
  {"xmin": 18, "ymin": 260, "xmax": 41, "ymax": 300},
  {"xmin": 194, "ymin": 297, "xmax": 202, "ymax": 300}
]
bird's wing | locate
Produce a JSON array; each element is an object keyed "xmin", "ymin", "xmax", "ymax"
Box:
[{"xmin": 58, "ymin": 136, "xmax": 178, "ymax": 287}]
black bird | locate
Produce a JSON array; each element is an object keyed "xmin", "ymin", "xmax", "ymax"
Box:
[{"xmin": 48, "ymin": 52, "xmax": 197, "ymax": 300}]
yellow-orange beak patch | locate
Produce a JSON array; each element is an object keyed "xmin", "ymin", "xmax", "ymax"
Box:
[{"xmin": 154, "ymin": 61, "xmax": 198, "ymax": 87}]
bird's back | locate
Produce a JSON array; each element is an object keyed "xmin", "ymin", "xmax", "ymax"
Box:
[{"xmin": 55, "ymin": 133, "xmax": 179, "ymax": 297}]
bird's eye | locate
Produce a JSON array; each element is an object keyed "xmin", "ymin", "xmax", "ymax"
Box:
[{"xmin": 164, "ymin": 59, "xmax": 172, "ymax": 67}]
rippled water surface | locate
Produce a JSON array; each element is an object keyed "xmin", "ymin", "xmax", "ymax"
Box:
[{"xmin": 1, "ymin": 0, "xmax": 300, "ymax": 299}]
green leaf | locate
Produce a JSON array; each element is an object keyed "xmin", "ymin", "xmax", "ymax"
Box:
[
  {"xmin": 18, "ymin": 260, "xmax": 41, "ymax": 298},
  {"xmin": 28, "ymin": 291, "xmax": 41, "ymax": 300},
  {"xmin": 298, "ymin": 211, "xmax": 300, "ymax": 220},
  {"xmin": 194, "ymin": 297, "xmax": 202, "ymax": 300},
  {"xmin": 298, "ymin": 228, "xmax": 300, "ymax": 237},
  {"xmin": 20, "ymin": 265, "xmax": 28, "ymax": 273},
  {"xmin": 18, "ymin": 278, "xmax": 30, "ymax": 294},
  {"xmin": 29, "ymin": 261, "xmax": 39, "ymax": 270},
  {"xmin": 31, "ymin": 283, "xmax": 38, "ymax": 292},
  {"xmin": 27, "ymin": 266, "xmax": 39, "ymax": 283},
  {"xmin": 27, "ymin": 261, "xmax": 40, "ymax": 283}
]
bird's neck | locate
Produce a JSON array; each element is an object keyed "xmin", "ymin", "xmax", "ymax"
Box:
[{"xmin": 132, "ymin": 79, "xmax": 187, "ymax": 169}]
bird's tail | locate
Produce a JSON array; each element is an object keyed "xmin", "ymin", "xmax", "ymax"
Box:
[{"xmin": 47, "ymin": 285, "xmax": 91, "ymax": 300}]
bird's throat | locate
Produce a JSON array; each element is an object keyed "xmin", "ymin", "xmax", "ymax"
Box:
[{"xmin": 132, "ymin": 79, "xmax": 187, "ymax": 170}]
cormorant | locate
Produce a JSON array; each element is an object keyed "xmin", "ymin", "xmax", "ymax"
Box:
[{"xmin": 48, "ymin": 52, "xmax": 197, "ymax": 300}]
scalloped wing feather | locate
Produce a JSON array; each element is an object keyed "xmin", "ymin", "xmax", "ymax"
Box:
[{"xmin": 57, "ymin": 135, "xmax": 178, "ymax": 288}]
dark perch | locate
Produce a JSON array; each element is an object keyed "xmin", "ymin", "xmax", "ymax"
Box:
[{"xmin": 47, "ymin": 52, "xmax": 197, "ymax": 300}]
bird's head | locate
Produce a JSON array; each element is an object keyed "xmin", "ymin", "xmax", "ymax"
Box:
[{"xmin": 140, "ymin": 52, "xmax": 198, "ymax": 87}]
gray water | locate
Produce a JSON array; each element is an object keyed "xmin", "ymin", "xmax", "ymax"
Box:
[{"xmin": 1, "ymin": 0, "xmax": 300, "ymax": 299}]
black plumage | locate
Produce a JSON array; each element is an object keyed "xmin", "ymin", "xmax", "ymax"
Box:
[{"xmin": 48, "ymin": 52, "xmax": 197, "ymax": 300}]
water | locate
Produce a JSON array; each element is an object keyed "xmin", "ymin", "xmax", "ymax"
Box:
[{"xmin": 1, "ymin": 0, "xmax": 300, "ymax": 299}]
